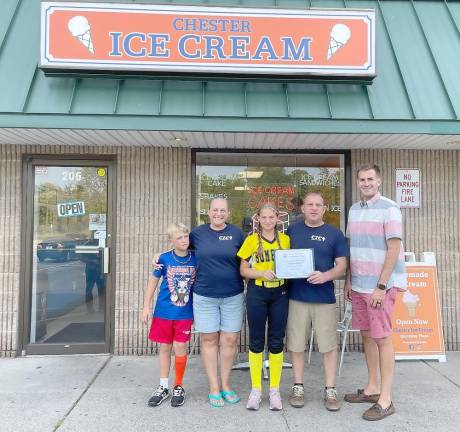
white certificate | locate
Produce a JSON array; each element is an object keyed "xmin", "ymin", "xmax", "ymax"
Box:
[{"xmin": 274, "ymin": 249, "xmax": 315, "ymax": 279}]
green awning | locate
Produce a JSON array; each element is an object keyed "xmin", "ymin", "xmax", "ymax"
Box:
[{"xmin": 1, "ymin": 0, "xmax": 460, "ymax": 134}]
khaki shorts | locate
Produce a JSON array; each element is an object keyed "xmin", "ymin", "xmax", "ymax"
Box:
[{"xmin": 286, "ymin": 300, "xmax": 337, "ymax": 353}]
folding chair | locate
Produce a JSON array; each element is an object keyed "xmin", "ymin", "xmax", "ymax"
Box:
[
  {"xmin": 336, "ymin": 301, "xmax": 359, "ymax": 375},
  {"xmin": 308, "ymin": 301, "xmax": 359, "ymax": 376}
]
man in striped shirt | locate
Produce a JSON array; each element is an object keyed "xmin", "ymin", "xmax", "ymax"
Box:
[{"xmin": 344, "ymin": 164, "xmax": 407, "ymax": 421}]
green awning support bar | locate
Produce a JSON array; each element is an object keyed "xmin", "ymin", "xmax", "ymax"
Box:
[
  {"xmin": 113, "ymin": 80, "xmax": 123, "ymax": 114},
  {"xmin": 202, "ymin": 81, "xmax": 206, "ymax": 116},
  {"xmin": 21, "ymin": 66, "xmax": 38, "ymax": 113},
  {"xmin": 68, "ymin": 79, "xmax": 80, "ymax": 114},
  {"xmin": 158, "ymin": 80, "xmax": 164, "ymax": 115},
  {"xmin": 377, "ymin": 0, "xmax": 416, "ymax": 120},
  {"xmin": 284, "ymin": 83, "xmax": 291, "ymax": 118},
  {"xmin": 444, "ymin": 0, "xmax": 460, "ymax": 119},
  {"xmin": 325, "ymin": 85, "xmax": 332, "ymax": 119},
  {"xmin": 0, "ymin": 0, "xmax": 21, "ymax": 58},
  {"xmin": 244, "ymin": 82, "xmax": 248, "ymax": 118},
  {"xmin": 445, "ymin": 0, "xmax": 460, "ymax": 43},
  {"xmin": 363, "ymin": 85, "xmax": 375, "ymax": 120},
  {"xmin": 411, "ymin": 0, "xmax": 458, "ymax": 119}
]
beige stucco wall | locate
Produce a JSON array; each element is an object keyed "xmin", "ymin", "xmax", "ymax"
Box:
[
  {"xmin": 1, "ymin": 144, "xmax": 459, "ymax": 356},
  {"xmin": 114, "ymin": 147, "xmax": 191, "ymax": 355},
  {"xmin": 0, "ymin": 145, "xmax": 21, "ymax": 357}
]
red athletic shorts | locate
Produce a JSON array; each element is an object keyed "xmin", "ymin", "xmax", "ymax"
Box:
[{"xmin": 148, "ymin": 317, "xmax": 193, "ymax": 344}]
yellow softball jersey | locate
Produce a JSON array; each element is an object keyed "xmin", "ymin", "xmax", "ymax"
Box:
[{"xmin": 237, "ymin": 232, "xmax": 290, "ymax": 287}]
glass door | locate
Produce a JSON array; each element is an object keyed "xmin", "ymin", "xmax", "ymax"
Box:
[{"xmin": 24, "ymin": 160, "xmax": 114, "ymax": 354}]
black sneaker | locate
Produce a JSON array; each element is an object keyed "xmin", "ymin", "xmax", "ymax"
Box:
[
  {"xmin": 148, "ymin": 386, "xmax": 169, "ymax": 407},
  {"xmin": 171, "ymin": 385, "xmax": 186, "ymax": 407}
]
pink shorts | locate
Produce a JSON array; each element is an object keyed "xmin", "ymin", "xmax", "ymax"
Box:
[
  {"xmin": 148, "ymin": 317, "xmax": 193, "ymax": 344},
  {"xmin": 351, "ymin": 288, "xmax": 398, "ymax": 339}
]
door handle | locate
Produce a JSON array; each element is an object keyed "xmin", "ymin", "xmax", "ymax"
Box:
[{"xmin": 103, "ymin": 247, "xmax": 109, "ymax": 274}]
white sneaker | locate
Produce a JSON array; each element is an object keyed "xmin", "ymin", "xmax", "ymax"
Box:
[
  {"xmin": 269, "ymin": 388, "xmax": 283, "ymax": 411},
  {"xmin": 246, "ymin": 388, "xmax": 262, "ymax": 410}
]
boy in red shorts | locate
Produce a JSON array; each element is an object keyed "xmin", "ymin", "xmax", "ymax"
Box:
[{"xmin": 142, "ymin": 223, "xmax": 196, "ymax": 407}]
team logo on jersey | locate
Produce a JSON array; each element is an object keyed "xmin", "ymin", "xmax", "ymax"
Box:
[{"xmin": 167, "ymin": 267, "xmax": 195, "ymax": 306}]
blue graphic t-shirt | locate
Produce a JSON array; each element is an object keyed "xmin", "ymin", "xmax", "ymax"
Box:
[
  {"xmin": 287, "ymin": 221, "xmax": 348, "ymax": 304},
  {"xmin": 190, "ymin": 224, "xmax": 245, "ymax": 298},
  {"xmin": 152, "ymin": 250, "xmax": 196, "ymax": 320}
]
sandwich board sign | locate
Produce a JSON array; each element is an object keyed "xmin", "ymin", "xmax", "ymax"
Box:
[{"xmin": 392, "ymin": 252, "xmax": 446, "ymax": 362}]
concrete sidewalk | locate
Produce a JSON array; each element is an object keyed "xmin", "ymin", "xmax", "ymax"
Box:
[{"xmin": 1, "ymin": 352, "xmax": 459, "ymax": 432}]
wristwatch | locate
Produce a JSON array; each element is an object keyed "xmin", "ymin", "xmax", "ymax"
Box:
[{"xmin": 377, "ymin": 283, "xmax": 387, "ymax": 291}]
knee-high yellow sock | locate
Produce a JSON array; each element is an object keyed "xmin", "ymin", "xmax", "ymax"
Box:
[
  {"xmin": 269, "ymin": 352, "xmax": 283, "ymax": 389},
  {"xmin": 249, "ymin": 350, "xmax": 263, "ymax": 390}
]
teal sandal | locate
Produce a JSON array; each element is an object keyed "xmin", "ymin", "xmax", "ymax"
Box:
[
  {"xmin": 208, "ymin": 393, "xmax": 225, "ymax": 408},
  {"xmin": 221, "ymin": 390, "xmax": 241, "ymax": 404}
]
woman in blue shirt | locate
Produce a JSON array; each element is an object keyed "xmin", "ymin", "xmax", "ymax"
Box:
[
  {"xmin": 153, "ymin": 198, "xmax": 245, "ymax": 408},
  {"xmin": 190, "ymin": 198, "xmax": 245, "ymax": 407}
]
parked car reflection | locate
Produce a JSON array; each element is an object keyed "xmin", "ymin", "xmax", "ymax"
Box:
[
  {"xmin": 33, "ymin": 239, "xmax": 105, "ymax": 343},
  {"xmin": 37, "ymin": 235, "xmax": 87, "ymax": 262}
]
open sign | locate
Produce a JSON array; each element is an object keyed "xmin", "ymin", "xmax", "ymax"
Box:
[{"xmin": 57, "ymin": 201, "xmax": 86, "ymax": 217}]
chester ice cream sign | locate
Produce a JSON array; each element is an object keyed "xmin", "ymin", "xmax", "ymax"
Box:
[{"xmin": 40, "ymin": 2, "xmax": 376, "ymax": 78}]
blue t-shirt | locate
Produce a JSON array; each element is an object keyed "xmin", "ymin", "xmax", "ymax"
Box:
[
  {"xmin": 152, "ymin": 250, "xmax": 196, "ymax": 320},
  {"xmin": 287, "ymin": 221, "xmax": 348, "ymax": 304},
  {"xmin": 190, "ymin": 224, "xmax": 245, "ymax": 298}
]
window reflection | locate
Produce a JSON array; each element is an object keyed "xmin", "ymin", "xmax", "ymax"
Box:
[
  {"xmin": 30, "ymin": 166, "xmax": 108, "ymax": 345},
  {"xmin": 195, "ymin": 153, "xmax": 345, "ymax": 232}
]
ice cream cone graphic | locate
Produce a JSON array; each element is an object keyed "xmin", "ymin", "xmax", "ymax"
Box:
[
  {"xmin": 327, "ymin": 24, "xmax": 351, "ymax": 60},
  {"xmin": 403, "ymin": 290, "xmax": 420, "ymax": 318},
  {"xmin": 68, "ymin": 16, "xmax": 94, "ymax": 54}
]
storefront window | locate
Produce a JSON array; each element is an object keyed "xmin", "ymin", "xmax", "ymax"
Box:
[{"xmin": 195, "ymin": 152, "xmax": 345, "ymax": 233}]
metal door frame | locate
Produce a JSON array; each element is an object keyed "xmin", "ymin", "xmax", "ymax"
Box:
[{"xmin": 19, "ymin": 155, "xmax": 117, "ymax": 355}]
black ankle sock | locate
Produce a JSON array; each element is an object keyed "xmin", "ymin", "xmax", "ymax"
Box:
[{"xmin": 294, "ymin": 383, "xmax": 304, "ymax": 387}]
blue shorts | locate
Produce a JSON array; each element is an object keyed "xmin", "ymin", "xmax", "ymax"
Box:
[{"xmin": 193, "ymin": 292, "xmax": 244, "ymax": 334}]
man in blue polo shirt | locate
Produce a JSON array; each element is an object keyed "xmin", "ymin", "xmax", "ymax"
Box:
[{"xmin": 286, "ymin": 191, "xmax": 348, "ymax": 411}]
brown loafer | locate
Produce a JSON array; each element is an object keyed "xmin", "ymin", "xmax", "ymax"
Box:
[
  {"xmin": 344, "ymin": 389, "xmax": 380, "ymax": 404},
  {"xmin": 362, "ymin": 402, "xmax": 396, "ymax": 421}
]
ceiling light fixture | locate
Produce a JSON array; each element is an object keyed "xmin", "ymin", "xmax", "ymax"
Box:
[
  {"xmin": 169, "ymin": 136, "xmax": 187, "ymax": 143},
  {"xmin": 238, "ymin": 171, "xmax": 264, "ymax": 179}
]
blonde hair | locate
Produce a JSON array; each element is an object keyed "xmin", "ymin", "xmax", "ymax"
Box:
[
  {"xmin": 303, "ymin": 190, "xmax": 327, "ymax": 206},
  {"xmin": 166, "ymin": 222, "xmax": 189, "ymax": 239},
  {"xmin": 208, "ymin": 197, "xmax": 228, "ymax": 210},
  {"xmin": 255, "ymin": 203, "xmax": 283, "ymax": 259}
]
